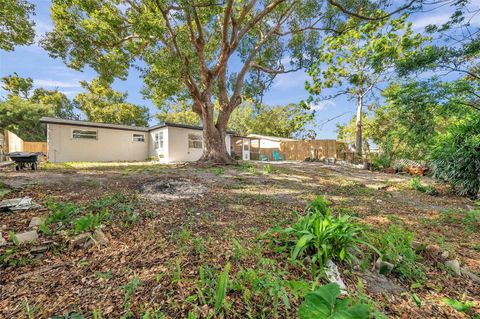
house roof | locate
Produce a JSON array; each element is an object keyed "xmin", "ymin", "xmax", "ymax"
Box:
[
  {"xmin": 40, "ymin": 117, "xmax": 234, "ymax": 134},
  {"xmin": 246, "ymin": 133, "xmax": 296, "ymax": 142}
]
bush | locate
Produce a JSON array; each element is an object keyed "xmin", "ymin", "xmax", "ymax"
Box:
[
  {"xmin": 430, "ymin": 114, "xmax": 480, "ymax": 198},
  {"xmin": 275, "ymin": 196, "xmax": 366, "ymax": 269}
]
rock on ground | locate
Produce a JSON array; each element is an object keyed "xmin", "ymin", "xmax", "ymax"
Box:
[
  {"xmin": 444, "ymin": 259, "xmax": 461, "ymax": 276},
  {"xmin": 15, "ymin": 230, "xmax": 39, "ymax": 243},
  {"xmin": 29, "ymin": 216, "xmax": 46, "ymax": 228}
]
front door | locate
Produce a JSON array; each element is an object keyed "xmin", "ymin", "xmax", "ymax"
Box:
[{"xmin": 242, "ymin": 138, "xmax": 250, "ymax": 160}]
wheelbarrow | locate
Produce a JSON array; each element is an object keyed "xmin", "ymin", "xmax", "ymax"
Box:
[{"xmin": 7, "ymin": 152, "xmax": 43, "ymax": 171}]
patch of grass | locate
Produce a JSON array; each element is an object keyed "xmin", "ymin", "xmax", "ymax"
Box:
[
  {"xmin": 0, "ymin": 181, "xmax": 12, "ymax": 197},
  {"xmin": 410, "ymin": 177, "xmax": 438, "ymax": 195},
  {"xmin": 463, "ymin": 209, "xmax": 480, "ymax": 233},
  {"xmin": 0, "ymin": 247, "xmax": 32, "ymax": 267},
  {"xmin": 370, "ymin": 225, "xmax": 425, "ymax": 281},
  {"xmin": 262, "ymin": 164, "xmax": 278, "ymax": 174}
]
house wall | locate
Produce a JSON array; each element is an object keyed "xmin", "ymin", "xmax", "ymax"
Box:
[
  {"xmin": 46, "ymin": 123, "xmax": 149, "ymax": 162},
  {"xmin": 148, "ymin": 127, "xmax": 169, "ymax": 162},
  {"xmin": 166, "ymin": 126, "xmax": 232, "ymax": 162}
]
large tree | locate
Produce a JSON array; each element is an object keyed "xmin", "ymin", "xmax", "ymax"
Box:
[
  {"xmin": 1, "ymin": 73, "xmax": 77, "ymax": 119},
  {"xmin": 0, "ymin": 0, "xmax": 36, "ymax": 51},
  {"xmin": 306, "ymin": 15, "xmax": 423, "ymax": 159},
  {"xmin": 41, "ymin": 0, "xmax": 418, "ymax": 163},
  {"xmin": 74, "ymin": 79, "xmax": 150, "ymax": 126},
  {"xmin": 0, "ymin": 97, "xmax": 53, "ymax": 141}
]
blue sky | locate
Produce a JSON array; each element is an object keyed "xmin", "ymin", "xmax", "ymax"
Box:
[{"xmin": 1, "ymin": 0, "xmax": 478, "ymax": 139}]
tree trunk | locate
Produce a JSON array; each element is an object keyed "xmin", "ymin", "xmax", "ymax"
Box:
[
  {"xmin": 355, "ymin": 94, "xmax": 363, "ymax": 162},
  {"xmin": 198, "ymin": 104, "xmax": 232, "ymax": 163}
]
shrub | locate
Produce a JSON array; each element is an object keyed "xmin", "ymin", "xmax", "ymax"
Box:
[
  {"xmin": 275, "ymin": 196, "xmax": 367, "ymax": 269},
  {"xmin": 299, "ymin": 283, "xmax": 370, "ymax": 319},
  {"xmin": 430, "ymin": 114, "xmax": 480, "ymax": 198}
]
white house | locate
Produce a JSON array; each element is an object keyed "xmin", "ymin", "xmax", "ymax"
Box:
[{"xmin": 40, "ymin": 117, "xmax": 232, "ymax": 163}]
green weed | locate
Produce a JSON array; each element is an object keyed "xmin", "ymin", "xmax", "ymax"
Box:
[
  {"xmin": 410, "ymin": 177, "xmax": 437, "ymax": 195},
  {"xmin": 370, "ymin": 225, "xmax": 425, "ymax": 281},
  {"xmin": 299, "ymin": 283, "xmax": 370, "ymax": 319},
  {"xmin": 122, "ymin": 276, "xmax": 142, "ymax": 318},
  {"xmin": 274, "ymin": 196, "xmax": 367, "ymax": 269}
]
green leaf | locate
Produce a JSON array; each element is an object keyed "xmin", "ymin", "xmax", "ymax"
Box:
[
  {"xmin": 442, "ymin": 298, "xmax": 474, "ymax": 312},
  {"xmin": 292, "ymin": 234, "xmax": 314, "ymax": 260},
  {"xmin": 214, "ymin": 262, "xmax": 230, "ymax": 314},
  {"xmin": 299, "ymin": 283, "xmax": 370, "ymax": 319}
]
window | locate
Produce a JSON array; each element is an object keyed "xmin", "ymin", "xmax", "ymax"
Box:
[
  {"xmin": 72, "ymin": 129, "xmax": 97, "ymax": 139},
  {"xmin": 133, "ymin": 134, "xmax": 145, "ymax": 142},
  {"xmin": 188, "ymin": 133, "xmax": 203, "ymax": 149},
  {"xmin": 154, "ymin": 131, "xmax": 164, "ymax": 149}
]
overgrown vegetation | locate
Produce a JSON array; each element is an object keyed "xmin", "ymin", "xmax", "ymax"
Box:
[{"xmin": 274, "ymin": 196, "xmax": 367, "ymax": 270}]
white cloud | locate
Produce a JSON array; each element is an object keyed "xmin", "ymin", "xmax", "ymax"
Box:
[
  {"xmin": 411, "ymin": 13, "xmax": 451, "ymax": 30},
  {"xmin": 33, "ymin": 79, "xmax": 81, "ymax": 88},
  {"xmin": 272, "ymin": 70, "xmax": 309, "ymax": 89},
  {"xmin": 310, "ymin": 100, "xmax": 335, "ymax": 111}
]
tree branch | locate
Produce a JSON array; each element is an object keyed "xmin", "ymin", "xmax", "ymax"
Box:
[{"xmin": 328, "ymin": 0, "xmax": 419, "ymax": 21}]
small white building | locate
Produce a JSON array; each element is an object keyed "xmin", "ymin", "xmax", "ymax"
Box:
[{"xmin": 40, "ymin": 117, "xmax": 232, "ymax": 163}]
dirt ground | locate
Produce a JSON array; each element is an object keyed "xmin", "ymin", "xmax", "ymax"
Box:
[{"xmin": 0, "ymin": 161, "xmax": 478, "ymax": 318}]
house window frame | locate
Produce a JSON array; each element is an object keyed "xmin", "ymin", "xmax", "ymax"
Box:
[
  {"xmin": 154, "ymin": 131, "xmax": 164, "ymax": 150},
  {"xmin": 188, "ymin": 133, "xmax": 203, "ymax": 149},
  {"xmin": 132, "ymin": 133, "xmax": 145, "ymax": 142},
  {"xmin": 72, "ymin": 129, "xmax": 97, "ymax": 140}
]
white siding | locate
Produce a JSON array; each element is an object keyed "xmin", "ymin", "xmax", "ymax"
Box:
[
  {"xmin": 47, "ymin": 124, "xmax": 149, "ymax": 162},
  {"xmin": 167, "ymin": 126, "xmax": 232, "ymax": 162}
]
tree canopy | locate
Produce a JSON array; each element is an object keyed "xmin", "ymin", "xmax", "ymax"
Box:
[
  {"xmin": 0, "ymin": 0, "xmax": 36, "ymax": 51},
  {"xmin": 306, "ymin": 15, "xmax": 424, "ymax": 158},
  {"xmin": 74, "ymin": 79, "xmax": 150, "ymax": 127}
]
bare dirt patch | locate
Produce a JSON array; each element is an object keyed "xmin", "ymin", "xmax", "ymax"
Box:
[{"xmin": 140, "ymin": 178, "xmax": 208, "ymax": 202}]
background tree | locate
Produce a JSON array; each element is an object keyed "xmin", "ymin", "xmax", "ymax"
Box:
[
  {"xmin": 0, "ymin": 97, "xmax": 53, "ymax": 141},
  {"xmin": 156, "ymin": 101, "xmax": 201, "ymax": 126},
  {"xmin": 74, "ymin": 79, "xmax": 150, "ymax": 126},
  {"xmin": 1, "ymin": 73, "xmax": 76, "ymax": 119},
  {"xmin": 306, "ymin": 15, "xmax": 424, "ymax": 159},
  {"xmin": 229, "ymin": 102, "xmax": 313, "ymax": 138},
  {"xmin": 0, "ymin": 0, "xmax": 36, "ymax": 51},
  {"xmin": 41, "ymin": 0, "xmax": 371, "ymax": 162}
]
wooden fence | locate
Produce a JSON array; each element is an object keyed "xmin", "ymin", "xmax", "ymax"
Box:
[
  {"xmin": 1, "ymin": 130, "xmax": 48, "ymax": 160},
  {"xmin": 23, "ymin": 142, "xmax": 48, "ymax": 153},
  {"xmin": 279, "ymin": 140, "xmax": 339, "ymax": 160}
]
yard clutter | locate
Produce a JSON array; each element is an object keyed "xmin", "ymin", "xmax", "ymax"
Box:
[
  {"xmin": 7, "ymin": 152, "xmax": 44, "ymax": 171},
  {"xmin": 0, "ymin": 197, "xmax": 42, "ymax": 212}
]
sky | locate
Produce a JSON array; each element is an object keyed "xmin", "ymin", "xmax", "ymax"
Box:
[{"xmin": 1, "ymin": 0, "xmax": 478, "ymax": 139}]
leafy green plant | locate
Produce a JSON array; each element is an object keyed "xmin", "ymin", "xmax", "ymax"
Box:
[
  {"xmin": 122, "ymin": 276, "xmax": 142, "ymax": 318},
  {"xmin": 370, "ymin": 225, "xmax": 425, "ymax": 281},
  {"xmin": 215, "ymin": 262, "xmax": 231, "ymax": 314},
  {"xmin": 275, "ymin": 196, "xmax": 367, "ymax": 269},
  {"xmin": 231, "ymin": 258, "xmax": 292, "ymax": 316},
  {"xmin": 73, "ymin": 212, "xmax": 107, "ymax": 233},
  {"xmin": 44, "ymin": 198, "xmax": 82, "ymax": 224},
  {"xmin": 410, "ymin": 177, "xmax": 437, "ymax": 195},
  {"xmin": 299, "ymin": 283, "xmax": 370, "ymax": 319},
  {"xmin": 442, "ymin": 297, "xmax": 474, "ymax": 312}
]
